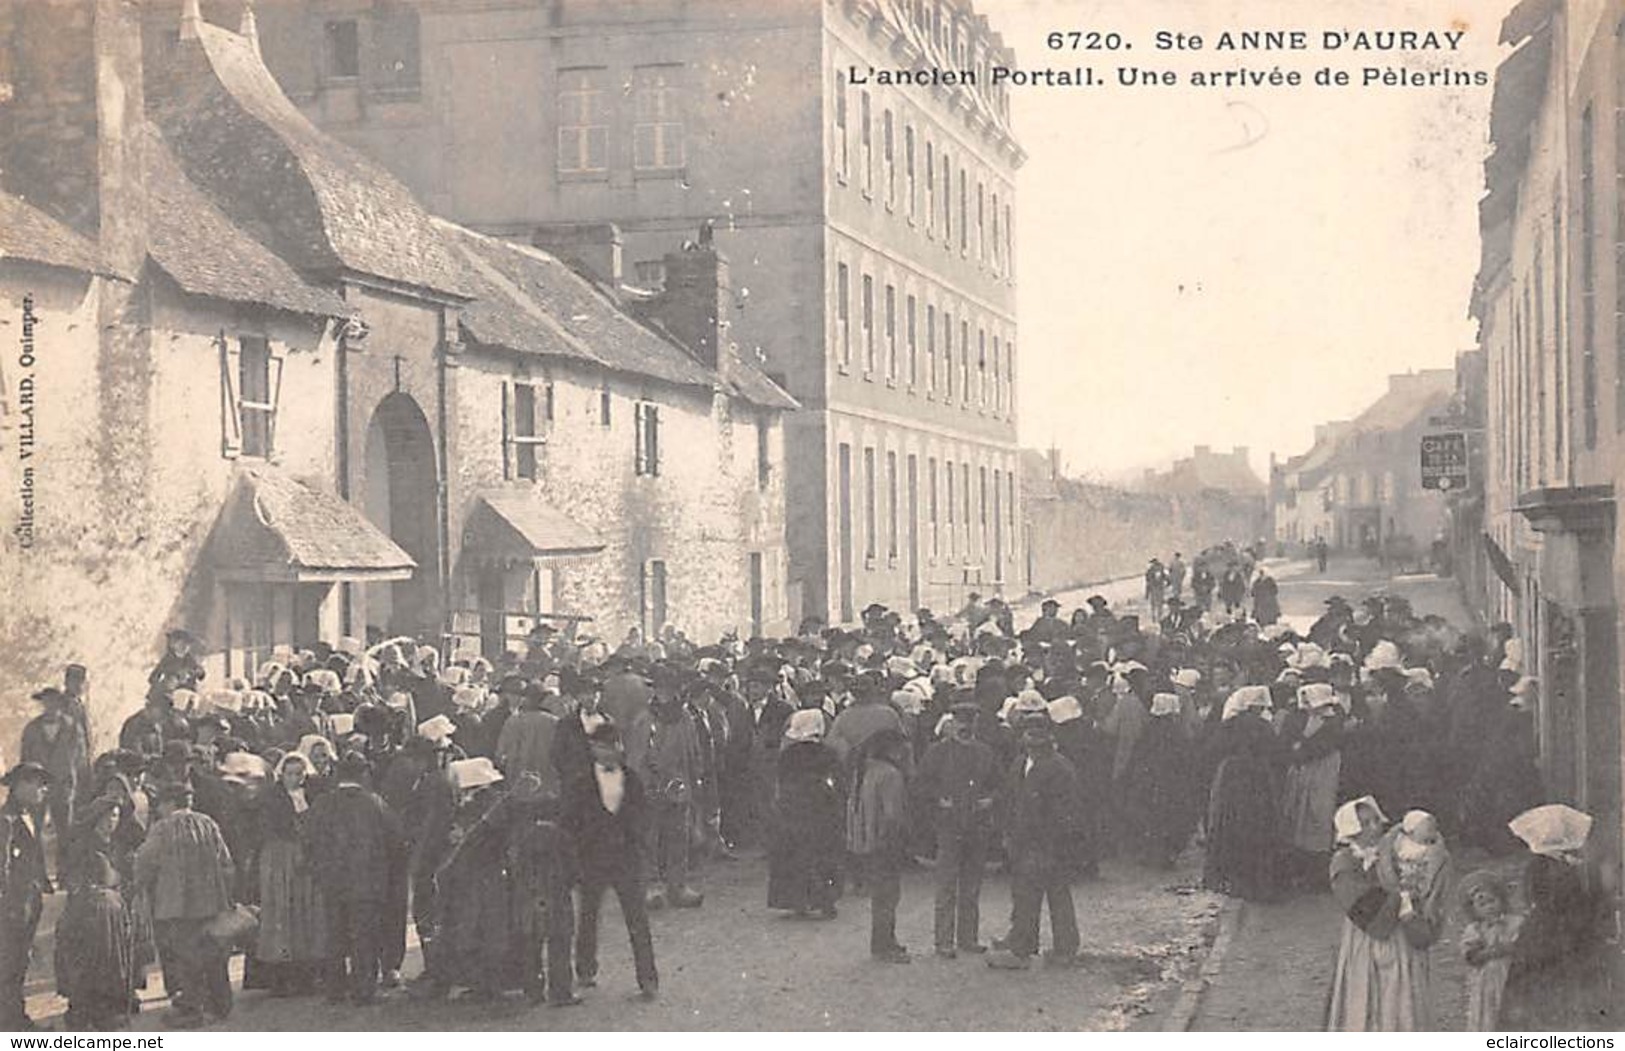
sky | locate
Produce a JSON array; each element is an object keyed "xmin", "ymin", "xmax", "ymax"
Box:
[{"xmin": 993, "ymin": 0, "xmax": 1507, "ymax": 483}]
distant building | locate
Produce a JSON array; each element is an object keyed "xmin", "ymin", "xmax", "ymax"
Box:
[
  {"xmin": 1270, "ymin": 369, "xmax": 1456, "ymax": 559},
  {"xmin": 0, "ymin": 0, "xmax": 793, "ymax": 750},
  {"xmin": 1144, "ymin": 445, "xmax": 1268, "ymax": 499},
  {"xmin": 1470, "ymin": 0, "xmax": 1622, "ymax": 898},
  {"xmin": 195, "ymin": 0, "xmax": 1026, "ymax": 626}
]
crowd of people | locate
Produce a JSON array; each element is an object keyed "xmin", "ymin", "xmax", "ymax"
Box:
[{"xmin": 0, "ymin": 552, "xmax": 1616, "ymax": 1032}]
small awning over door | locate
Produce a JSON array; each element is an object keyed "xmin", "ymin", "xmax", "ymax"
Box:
[
  {"xmin": 463, "ymin": 492, "xmax": 605, "ymax": 566},
  {"xmin": 211, "ymin": 467, "xmax": 415, "ymax": 583}
]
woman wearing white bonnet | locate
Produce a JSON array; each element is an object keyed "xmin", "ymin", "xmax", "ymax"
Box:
[
  {"xmin": 1500, "ymin": 803, "xmax": 1612, "ymax": 1027},
  {"xmin": 1202, "ymin": 685, "xmax": 1279, "ymax": 900},
  {"xmin": 767, "ymin": 709, "xmax": 842, "ymax": 919}
]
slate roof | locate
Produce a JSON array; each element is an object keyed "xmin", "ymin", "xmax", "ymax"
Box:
[
  {"xmin": 1348, "ymin": 371, "xmax": 1455, "ymax": 435},
  {"xmin": 142, "ymin": 124, "xmax": 346, "ymax": 318},
  {"xmin": 212, "ymin": 467, "xmax": 414, "ymax": 580},
  {"xmin": 439, "ymin": 221, "xmax": 796, "ymax": 410},
  {"xmin": 0, "ymin": 194, "xmax": 101, "ymax": 275},
  {"xmin": 468, "ymin": 493, "xmax": 605, "ymax": 559},
  {"xmin": 150, "ymin": 23, "xmax": 469, "ymax": 299}
]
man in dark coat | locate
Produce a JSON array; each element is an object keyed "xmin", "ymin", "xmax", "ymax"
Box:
[
  {"xmin": 0, "ymin": 764, "xmax": 50, "ymax": 1030},
  {"xmin": 566, "ymin": 723, "xmax": 658, "ymax": 999},
  {"xmin": 20, "ymin": 688, "xmax": 86, "ymax": 880},
  {"xmin": 148, "ymin": 630, "xmax": 206, "ymax": 690},
  {"xmin": 988, "ymin": 720, "xmax": 1080, "ymax": 969},
  {"xmin": 916, "ymin": 702, "xmax": 997, "ymax": 957},
  {"xmin": 308, "ymin": 752, "xmax": 403, "ymax": 1003}
]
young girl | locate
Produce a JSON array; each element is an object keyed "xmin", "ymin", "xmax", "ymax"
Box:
[{"xmin": 1458, "ymin": 870, "xmax": 1522, "ymax": 1030}]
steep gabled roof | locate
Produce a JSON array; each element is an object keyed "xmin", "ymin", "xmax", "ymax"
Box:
[
  {"xmin": 0, "ymin": 194, "xmax": 100, "ymax": 275},
  {"xmin": 1348, "ymin": 371, "xmax": 1455, "ymax": 434},
  {"xmin": 438, "ymin": 220, "xmax": 796, "ymax": 409},
  {"xmin": 149, "ymin": 22, "xmax": 468, "ymax": 300},
  {"xmin": 142, "ymin": 124, "xmax": 346, "ymax": 318}
]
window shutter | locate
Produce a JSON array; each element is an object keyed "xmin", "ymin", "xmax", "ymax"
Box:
[
  {"xmin": 634, "ymin": 402, "xmax": 646, "ymax": 475},
  {"xmin": 266, "ymin": 353, "xmax": 285, "ymax": 456},
  {"xmin": 501, "ymin": 380, "xmax": 513, "ymax": 480},
  {"xmin": 220, "ymin": 333, "xmax": 242, "ymax": 459},
  {"xmin": 650, "ymin": 406, "xmax": 662, "ymax": 476}
]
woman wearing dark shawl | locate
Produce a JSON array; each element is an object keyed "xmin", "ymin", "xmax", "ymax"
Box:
[
  {"xmin": 767, "ymin": 709, "xmax": 843, "ymax": 918},
  {"xmin": 1499, "ymin": 805, "xmax": 1615, "ymax": 1029},
  {"xmin": 1124, "ymin": 692, "xmax": 1198, "ymax": 868},
  {"xmin": 1201, "ymin": 686, "xmax": 1280, "ymax": 901},
  {"xmin": 255, "ymin": 752, "xmax": 328, "ymax": 995},
  {"xmin": 55, "ymin": 799, "xmax": 136, "ymax": 1030}
]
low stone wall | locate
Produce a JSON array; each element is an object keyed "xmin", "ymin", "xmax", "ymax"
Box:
[{"xmin": 1024, "ymin": 479, "xmax": 1267, "ymax": 596}]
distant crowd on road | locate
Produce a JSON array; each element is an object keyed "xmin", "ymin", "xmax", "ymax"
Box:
[{"xmin": 0, "ymin": 541, "xmax": 1615, "ymax": 1032}]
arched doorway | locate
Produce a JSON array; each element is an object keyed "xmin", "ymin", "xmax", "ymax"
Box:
[{"xmin": 362, "ymin": 394, "xmax": 440, "ymax": 637}]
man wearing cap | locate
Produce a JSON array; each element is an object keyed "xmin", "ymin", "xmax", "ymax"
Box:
[
  {"xmin": 20, "ymin": 687, "xmax": 86, "ymax": 881},
  {"xmin": 135, "ymin": 783, "xmax": 235, "ymax": 1026},
  {"xmin": 989, "ymin": 719, "xmax": 1081, "ymax": 970},
  {"xmin": 627, "ymin": 669, "xmax": 704, "ymax": 909},
  {"xmin": 308, "ymin": 753, "xmax": 402, "ymax": 1004},
  {"xmin": 1028, "ymin": 599, "xmax": 1067, "ymax": 646},
  {"xmin": 0, "ymin": 764, "xmax": 50, "ymax": 1029},
  {"xmin": 496, "ymin": 682, "xmax": 562, "ymax": 797},
  {"xmin": 917, "ymin": 702, "xmax": 997, "ymax": 958},
  {"xmin": 149, "ymin": 630, "xmax": 206, "ymax": 691}
]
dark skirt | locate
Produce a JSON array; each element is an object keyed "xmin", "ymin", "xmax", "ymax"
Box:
[
  {"xmin": 766, "ymin": 744, "xmax": 844, "ymax": 913},
  {"xmin": 55, "ymin": 886, "xmax": 135, "ymax": 1028},
  {"xmin": 1202, "ymin": 753, "xmax": 1278, "ymax": 900}
]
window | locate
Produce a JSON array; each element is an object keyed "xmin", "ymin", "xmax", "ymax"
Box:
[
  {"xmin": 945, "ymin": 462, "xmax": 956, "ymax": 557},
  {"xmin": 992, "ymin": 336, "xmax": 1001, "ymax": 412},
  {"xmin": 1006, "ymin": 341, "xmax": 1015, "ymax": 417},
  {"xmin": 882, "ymin": 108, "xmax": 895, "ymax": 208},
  {"xmin": 634, "ymin": 401, "xmax": 661, "ymax": 476},
  {"xmin": 928, "ymin": 456, "xmax": 939, "ymax": 558},
  {"xmin": 904, "ymin": 124, "xmax": 916, "ymax": 221},
  {"xmin": 958, "ymin": 167, "xmax": 968, "ymax": 253},
  {"xmin": 505, "ymin": 381, "xmax": 550, "ymax": 481},
  {"xmin": 977, "ymin": 181, "xmax": 986, "ymax": 263},
  {"xmin": 860, "ymin": 91, "xmax": 873, "ymax": 197},
  {"xmin": 906, "ymin": 295, "xmax": 917, "ymax": 388},
  {"xmin": 862, "ymin": 274, "xmax": 875, "ymax": 374},
  {"xmin": 1552, "ymin": 187, "xmax": 1566, "ymax": 474},
  {"xmin": 991, "ymin": 191, "xmax": 1001, "ymax": 272},
  {"xmin": 756, "ymin": 416, "xmax": 771, "ymax": 489},
  {"xmin": 1005, "ymin": 203, "xmax": 1014, "ymax": 281},
  {"xmin": 1581, "ymin": 105, "xmax": 1598, "ymax": 449},
  {"xmin": 834, "ymin": 72, "xmax": 849, "ymax": 180},
  {"xmin": 641, "ymin": 560, "xmax": 668, "ymax": 636},
  {"xmin": 960, "ymin": 320, "xmax": 970, "ymax": 404},
  {"xmin": 837, "ymin": 263, "xmax": 851, "ymax": 369},
  {"xmin": 943, "ymin": 312, "xmax": 955, "ymax": 400},
  {"xmin": 885, "ymin": 283, "xmax": 897, "ymax": 381},
  {"xmin": 234, "ymin": 336, "xmax": 279, "ymax": 459},
  {"xmin": 863, "ymin": 447, "xmax": 877, "ymax": 562},
  {"xmin": 978, "ymin": 329, "xmax": 987, "ymax": 407},
  {"xmin": 925, "ymin": 141, "xmax": 936, "ymax": 236},
  {"xmin": 600, "ymin": 387, "xmax": 612, "ymax": 427},
  {"xmin": 633, "ymin": 65, "xmax": 684, "ymax": 171},
  {"xmin": 886, "ymin": 451, "xmax": 899, "ymax": 560},
  {"xmin": 961, "ymin": 463, "xmax": 971, "ymax": 554},
  {"xmin": 1007, "ymin": 471, "xmax": 1015, "ymax": 529},
  {"xmin": 371, "ymin": 1, "xmax": 421, "ymax": 93},
  {"xmin": 633, "ymin": 260, "xmax": 667, "ymax": 289},
  {"xmin": 979, "ymin": 465, "xmax": 988, "ymax": 554},
  {"xmin": 925, "ymin": 304, "xmax": 937, "ymax": 397},
  {"xmin": 558, "ymin": 68, "xmax": 608, "ymax": 175},
  {"xmin": 941, "ymin": 153, "xmax": 952, "ymax": 242},
  {"xmin": 324, "ymin": 19, "xmax": 360, "ymax": 79}
]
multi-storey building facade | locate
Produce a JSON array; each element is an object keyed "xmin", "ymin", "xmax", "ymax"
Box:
[
  {"xmin": 1471, "ymin": 0, "xmax": 1622, "ymax": 906},
  {"xmin": 211, "ymin": 0, "xmax": 1024, "ymax": 626},
  {"xmin": 0, "ymin": 0, "xmax": 792, "ymax": 750}
]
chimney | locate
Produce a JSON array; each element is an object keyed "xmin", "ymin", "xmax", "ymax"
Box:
[
  {"xmin": 239, "ymin": 2, "xmax": 260, "ymax": 56},
  {"xmin": 1047, "ymin": 446, "xmax": 1060, "ymax": 482},
  {"xmin": 1232, "ymin": 445, "xmax": 1248, "ymax": 461},
  {"xmin": 0, "ymin": 0, "xmax": 147, "ymax": 269},
  {"xmin": 640, "ymin": 232, "xmax": 732, "ymax": 376},
  {"xmin": 1194, "ymin": 444, "xmax": 1211, "ymax": 458},
  {"xmin": 532, "ymin": 222, "xmax": 623, "ymax": 288}
]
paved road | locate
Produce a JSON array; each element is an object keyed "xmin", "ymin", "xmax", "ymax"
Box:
[
  {"xmin": 1189, "ymin": 556, "xmax": 1482, "ymax": 1031},
  {"xmin": 73, "ymin": 849, "xmax": 1221, "ymax": 1032}
]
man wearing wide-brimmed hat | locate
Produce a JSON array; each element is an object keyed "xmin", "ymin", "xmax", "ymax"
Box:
[
  {"xmin": 307, "ymin": 752, "xmax": 402, "ymax": 1005},
  {"xmin": 0, "ymin": 763, "xmax": 51, "ymax": 1029},
  {"xmin": 20, "ymin": 686, "xmax": 87, "ymax": 880}
]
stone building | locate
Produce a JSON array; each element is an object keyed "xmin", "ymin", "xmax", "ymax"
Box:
[
  {"xmin": 1470, "ymin": 0, "xmax": 1622, "ymax": 894},
  {"xmin": 202, "ymin": 0, "xmax": 1025, "ymax": 627},
  {"xmin": 1270, "ymin": 370, "xmax": 1456, "ymax": 562},
  {"xmin": 0, "ymin": 0, "xmax": 792, "ymax": 751}
]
